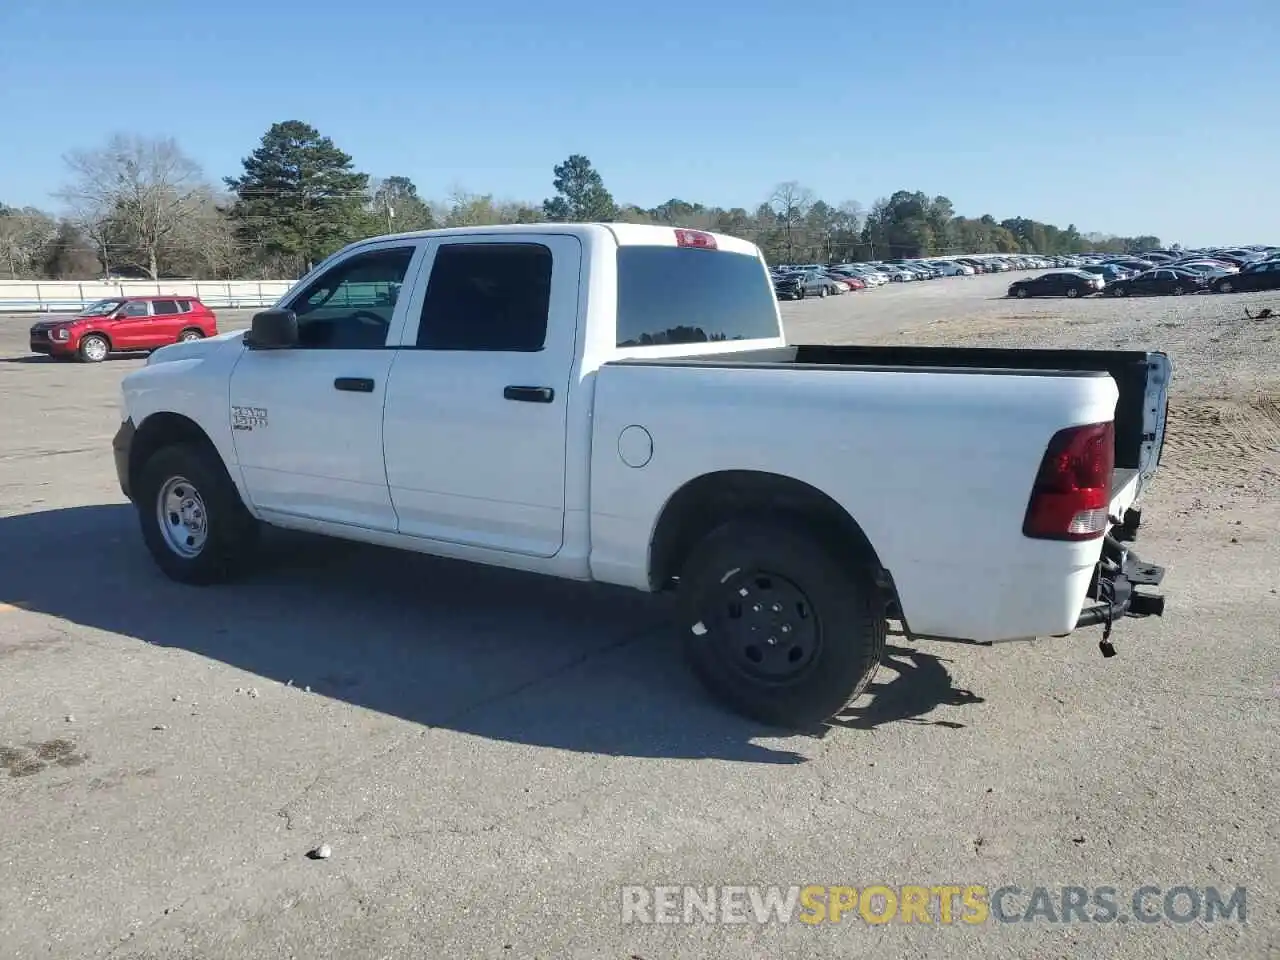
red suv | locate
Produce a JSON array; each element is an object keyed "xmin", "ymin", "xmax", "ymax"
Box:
[{"xmin": 29, "ymin": 296, "xmax": 219, "ymax": 363}]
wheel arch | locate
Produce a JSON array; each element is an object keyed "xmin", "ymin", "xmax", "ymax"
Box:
[
  {"xmin": 128, "ymin": 412, "xmax": 224, "ymax": 502},
  {"xmin": 647, "ymin": 469, "xmax": 888, "ymax": 594}
]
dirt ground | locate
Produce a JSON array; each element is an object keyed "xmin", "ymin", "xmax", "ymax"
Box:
[{"xmin": 1, "ymin": 275, "xmax": 1277, "ymax": 959}]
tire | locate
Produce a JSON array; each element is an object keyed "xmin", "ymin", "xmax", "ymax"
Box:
[
  {"xmin": 1014, "ymin": 287, "xmax": 1028, "ymax": 299},
  {"xmin": 179, "ymin": 328, "xmax": 204, "ymax": 342},
  {"xmin": 135, "ymin": 442, "xmax": 260, "ymax": 585},
  {"xmin": 1172, "ymin": 286, "xmax": 1185, "ymax": 296},
  {"xmin": 818, "ymin": 286, "xmax": 828, "ymax": 299},
  {"xmin": 677, "ymin": 519, "xmax": 885, "ymax": 728},
  {"xmin": 1066, "ymin": 287, "xmax": 1079, "ymax": 298},
  {"xmin": 1217, "ymin": 280, "xmax": 1234, "ymax": 294},
  {"xmin": 1112, "ymin": 286, "xmax": 1128, "ymax": 297},
  {"xmin": 796, "ymin": 288, "xmax": 806, "ymax": 300},
  {"xmin": 78, "ymin": 334, "xmax": 109, "ymax": 363}
]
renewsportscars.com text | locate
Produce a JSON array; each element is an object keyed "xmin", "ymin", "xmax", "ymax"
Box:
[{"xmin": 620, "ymin": 884, "xmax": 1247, "ymax": 926}]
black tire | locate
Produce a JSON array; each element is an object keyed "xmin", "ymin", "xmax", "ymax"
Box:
[
  {"xmin": 1112, "ymin": 285, "xmax": 1128, "ymax": 297},
  {"xmin": 1014, "ymin": 287, "xmax": 1028, "ymax": 298},
  {"xmin": 135, "ymin": 442, "xmax": 260, "ymax": 585},
  {"xmin": 1066, "ymin": 287, "xmax": 1080, "ymax": 298},
  {"xmin": 796, "ymin": 288, "xmax": 806, "ymax": 300},
  {"xmin": 818, "ymin": 286, "xmax": 828, "ymax": 299},
  {"xmin": 677, "ymin": 519, "xmax": 885, "ymax": 728},
  {"xmin": 178, "ymin": 328, "xmax": 204, "ymax": 342},
  {"xmin": 1217, "ymin": 280, "xmax": 1234, "ymax": 294},
  {"xmin": 78, "ymin": 334, "xmax": 109, "ymax": 363}
]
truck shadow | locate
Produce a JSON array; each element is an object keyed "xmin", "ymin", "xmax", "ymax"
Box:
[{"xmin": 0, "ymin": 505, "xmax": 982, "ymax": 763}]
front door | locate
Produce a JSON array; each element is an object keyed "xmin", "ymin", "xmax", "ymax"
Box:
[
  {"xmin": 110, "ymin": 300, "xmax": 153, "ymax": 349},
  {"xmin": 382, "ymin": 234, "xmax": 581, "ymax": 557},
  {"xmin": 229, "ymin": 242, "xmax": 423, "ymax": 531}
]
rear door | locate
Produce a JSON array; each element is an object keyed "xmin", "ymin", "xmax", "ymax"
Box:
[
  {"xmin": 382, "ymin": 234, "xmax": 582, "ymax": 557},
  {"xmin": 144, "ymin": 299, "xmax": 184, "ymax": 346}
]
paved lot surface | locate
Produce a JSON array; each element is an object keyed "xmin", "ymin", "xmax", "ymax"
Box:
[{"xmin": 1, "ymin": 274, "xmax": 1277, "ymax": 959}]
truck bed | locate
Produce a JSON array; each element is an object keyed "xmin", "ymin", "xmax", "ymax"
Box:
[{"xmin": 614, "ymin": 343, "xmax": 1170, "ymax": 473}]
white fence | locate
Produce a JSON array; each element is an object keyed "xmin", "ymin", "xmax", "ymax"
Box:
[{"xmin": 0, "ymin": 279, "xmax": 297, "ymax": 313}]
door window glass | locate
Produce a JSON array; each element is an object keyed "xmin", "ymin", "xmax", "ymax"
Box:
[
  {"xmin": 287, "ymin": 247, "xmax": 416, "ymax": 349},
  {"xmin": 416, "ymin": 243, "xmax": 551, "ymax": 351}
]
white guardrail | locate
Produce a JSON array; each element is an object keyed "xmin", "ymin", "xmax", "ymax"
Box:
[{"xmin": 0, "ymin": 280, "xmax": 297, "ymax": 314}]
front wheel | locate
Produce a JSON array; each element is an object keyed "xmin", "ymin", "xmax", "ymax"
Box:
[
  {"xmin": 818, "ymin": 286, "xmax": 828, "ymax": 299},
  {"xmin": 1112, "ymin": 286, "xmax": 1128, "ymax": 297},
  {"xmin": 677, "ymin": 520, "xmax": 885, "ymax": 728},
  {"xmin": 1172, "ymin": 286, "xmax": 1185, "ymax": 296},
  {"xmin": 78, "ymin": 334, "xmax": 109, "ymax": 363},
  {"xmin": 1066, "ymin": 287, "xmax": 1080, "ymax": 298},
  {"xmin": 1014, "ymin": 287, "xmax": 1028, "ymax": 299},
  {"xmin": 1217, "ymin": 280, "xmax": 1234, "ymax": 294},
  {"xmin": 136, "ymin": 443, "xmax": 260, "ymax": 585}
]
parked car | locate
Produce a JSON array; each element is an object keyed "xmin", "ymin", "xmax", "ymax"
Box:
[
  {"xmin": 1007, "ymin": 271, "xmax": 1103, "ymax": 298},
  {"xmin": 1080, "ymin": 264, "xmax": 1134, "ymax": 284},
  {"xmin": 111, "ymin": 222, "xmax": 1171, "ymax": 728},
  {"xmin": 1107, "ymin": 268, "xmax": 1209, "ymax": 297},
  {"xmin": 28, "ymin": 296, "xmax": 218, "ymax": 363},
  {"xmin": 773, "ymin": 270, "xmax": 837, "ymax": 300},
  {"xmin": 1212, "ymin": 260, "xmax": 1280, "ymax": 294},
  {"xmin": 826, "ymin": 271, "xmax": 866, "ymax": 291}
]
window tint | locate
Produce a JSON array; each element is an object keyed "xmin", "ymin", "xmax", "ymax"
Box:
[
  {"xmin": 176, "ymin": 300, "xmax": 193, "ymax": 313},
  {"xmin": 121, "ymin": 301, "xmax": 149, "ymax": 317},
  {"xmin": 416, "ymin": 243, "xmax": 551, "ymax": 351},
  {"xmin": 152, "ymin": 299, "xmax": 180, "ymax": 316},
  {"xmin": 616, "ymin": 247, "xmax": 780, "ymax": 348},
  {"xmin": 287, "ymin": 246, "xmax": 415, "ymax": 349}
]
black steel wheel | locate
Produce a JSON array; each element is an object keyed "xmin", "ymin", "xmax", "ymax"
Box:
[{"xmin": 678, "ymin": 519, "xmax": 885, "ymax": 728}]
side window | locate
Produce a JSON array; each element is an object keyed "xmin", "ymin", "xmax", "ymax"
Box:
[
  {"xmin": 176, "ymin": 300, "xmax": 193, "ymax": 313},
  {"xmin": 287, "ymin": 247, "xmax": 415, "ymax": 349},
  {"xmin": 152, "ymin": 299, "xmax": 179, "ymax": 316},
  {"xmin": 121, "ymin": 301, "xmax": 149, "ymax": 318},
  {"xmin": 416, "ymin": 243, "xmax": 551, "ymax": 352}
]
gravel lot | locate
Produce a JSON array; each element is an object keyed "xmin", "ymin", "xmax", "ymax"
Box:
[{"xmin": 1, "ymin": 274, "xmax": 1276, "ymax": 959}]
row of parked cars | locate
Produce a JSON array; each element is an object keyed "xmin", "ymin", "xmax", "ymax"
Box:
[
  {"xmin": 1006, "ymin": 245, "xmax": 1280, "ymax": 299},
  {"xmin": 769, "ymin": 252, "xmax": 1125, "ymax": 300}
]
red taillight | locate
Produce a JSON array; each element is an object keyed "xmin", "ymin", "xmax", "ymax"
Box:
[
  {"xmin": 1022, "ymin": 421, "xmax": 1114, "ymax": 541},
  {"xmin": 674, "ymin": 228, "xmax": 717, "ymax": 250}
]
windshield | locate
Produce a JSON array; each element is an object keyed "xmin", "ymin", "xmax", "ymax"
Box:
[{"xmin": 79, "ymin": 299, "xmax": 123, "ymax": 317}]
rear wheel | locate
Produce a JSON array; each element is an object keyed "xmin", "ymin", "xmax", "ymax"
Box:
[
  {"xmin": 78, "ymin": 334, "xmax": 109, "ymax": 363},
  {"xmin": 818, "ymin": 286, "xmax": 828, "ymax": 299},
  {"xmin": 1112, "ymin": 285, "xmax": 1128, "ymax": 297},
  {"xmin": 135, "ymin": 443, "xmax": 260, "ymax": 585},
  {"xmin": 1217, "ymin": 280, "xmax": 1234, "ymax": 294},
  {"xmin": 677, "ymin": 519, "xmax": 885, "ymax": 728},
  {"xmin": 179, "ymin": 328, "xmax": 203, "ymax": 342},
  {"xmin": 1172, "ymin": 285, "xmax": 1185, "ymax": 296}
]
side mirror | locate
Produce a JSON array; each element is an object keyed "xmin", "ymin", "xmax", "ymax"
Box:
[{"xmin": 245, "ymin": 309, "xmax": 298, "ymax": 349}]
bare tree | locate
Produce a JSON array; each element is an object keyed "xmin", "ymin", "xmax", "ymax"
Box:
[
  {"xmin": 770, "ymin": 181, "xmax": 814, "ymax": 262},
  {"xmin": 58, "ymin": 134, "xmax": 210, "ymax": 280},
  {"xmin": 0, "ymin": 206, "xmax": 57, "ymax": 278}
]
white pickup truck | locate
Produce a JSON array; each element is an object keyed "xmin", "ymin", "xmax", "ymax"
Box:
[{"xmin": 112, "ymin": 223, "xmax": 1171, "ymax": 727}]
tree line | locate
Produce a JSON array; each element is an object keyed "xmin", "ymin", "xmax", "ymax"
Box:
[{"xmin": 0, "ymin": 121, "xmax": 1164, "ymax": 281}]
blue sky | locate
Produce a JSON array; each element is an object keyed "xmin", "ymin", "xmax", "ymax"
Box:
[{"xmin": 1, "ymin": 0, "xmax": 1276, "ymax": 246}]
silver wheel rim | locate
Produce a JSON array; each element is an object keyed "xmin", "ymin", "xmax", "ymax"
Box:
[
  {"xmin": 156, "ymin": 475, "xmax": 209, "ymax": 558},
  {"xmin": 181, "ymin": 331, "xmax": 200, "ymax": 341},
  {"xmin": 83, "ymin": 337, "xmax": 107, "ymax": 361}
]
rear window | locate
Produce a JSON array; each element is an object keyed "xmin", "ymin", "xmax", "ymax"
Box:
[{"xmin": 615, "ymin": 247, "xmax": 780, "ymax": 348}]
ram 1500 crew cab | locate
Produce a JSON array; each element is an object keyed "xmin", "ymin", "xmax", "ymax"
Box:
[{"xmin": 112, "ymin": 223, "xmax": 1171, "ymax": 727}]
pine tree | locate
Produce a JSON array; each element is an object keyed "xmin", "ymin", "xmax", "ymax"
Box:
[
  {"xmin": 542, "ymin": 154, "xmax": 616, "ymax": 222},
  {"xmin": 225, "ymin": 121, "xmax": 371, "ymax": 272}
]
